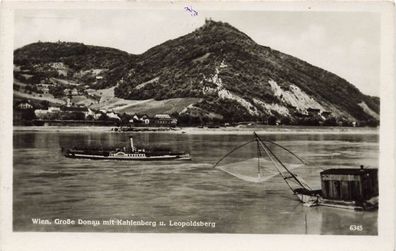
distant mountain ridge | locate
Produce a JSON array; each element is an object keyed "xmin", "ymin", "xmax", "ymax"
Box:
[{"xmin": 14, "ymin": 19, "xmax": 379, "ymax": 125}]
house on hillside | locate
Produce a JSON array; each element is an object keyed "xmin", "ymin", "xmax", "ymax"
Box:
[
  {"xmin": 86, "ymin": 108, "xmax": 96, "ymax": 118},
  {"xmin": 34, "ymin": 106, "xmax": 62, "ymax": 120},
  {"xmin": 14, "ymin": 101, "xmax": 35, "ymax": 124},
  {"xmin": 307, "ymin": 108, "xmax": 321, "ymax": 116},
  {"xmin": 16, "ymin": 102, "xmax": 33, "ymax": 110},
  {"xmin": 153, "ymin": 114, "xmax": 178, "ymax": 127},
  {"xmin": 128, "ymin": 114, "xmax": 150, "ymax": 126},
  {"xmin": 61, "ymin": 106, "xmax": 89, "ymax": 118},
  {"xmin": 131, "ymin": 114, "xmax": 139, "ymax": 121},
  {"xmin": 64, "ymin": 88, "xmax": 71, "ymax": 96},
  {"xmin": 219, "ymin": 59, "xmax": 228, "ymax": 68},
  {"xmin": 63, "ymin": 88, "xmax": 79, "ymax": 96},
  {"xmin": 140, "ymin": 114, "xmax": 151, "ymax": 125},
  {"xmin": 34, "ymin": 109, "xmax": 50, "ymax": 119},
  {"xmin": 321, "ymin": 111, "xmax": 331, "ymax": 119},
  {"xmin": 294, "ymin": 111, "xmax": 310, "ymax": 118},
  {"xmin": 94, "ymin": 112, "xmax": 104, "ymax": 120},
  {"xmin": 37, "ymin": 83, "xmax": 50, "ymax": 94},
  {"xmin": 71, "ymin": 88, "xmax": 79, "ymax": 96},
  {"xmin": 48, "ymin": 107, "xmax": 61, "ymax": 113},
  {"xmin": 85, "ymin": 89, "xmax": 96, "ymax": 96},
  {"xmin": 106, "ymin": 111, "xmax": 121, "ymax": 121}
]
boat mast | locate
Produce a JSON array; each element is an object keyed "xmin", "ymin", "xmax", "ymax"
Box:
[{"xmin": 256, "ymin": 139, "xmax": 262, "ymax": 178}]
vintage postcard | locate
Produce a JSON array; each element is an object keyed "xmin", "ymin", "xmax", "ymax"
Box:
[{"xmin": 0, "ymin": 1, "xmax": 395, "ymax": 251}]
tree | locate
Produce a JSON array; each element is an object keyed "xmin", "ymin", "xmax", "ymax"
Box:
[
  {"xmin": 119, "ymin": 113, "xmax": 132, "ymax": 125},
  {"xmin": 267, "ymin": 116, "xmax": 277, "ymax": 125},
  {"xmin": 61, "ymin": 112, "xmax": 85, "ymax": 120},
  {"xmin": 40, "ymin": 100, "xmax": 50, "ymax": 109},
  {"xmin": 170, "ymin": 111, "xmax": 180, "ymax": 119},
  {"xmin": 323, "ymin": 117, "xmax": 337, "ymax": 126},
  {"xmin": 21, "ymin": 109, "xmax": 36, "ymax": 121},
  {"xmin": 280, "ymin": 117, "xmax": 291, "ymax": 125},
  {"xmin": 49, "ymin": 85, "xmax": 65, "ymax": 98},
  {"xmin": 98, "ymin": 113, "xmax": 109, "ymax": 121},
  {"xmin": 299, "ymin": 117, "xmax": 320, "ymax": 126},
  {"xmin": 86, "ymin": 115, "xmax": 94, "ymax": 121},
  {"xmin": 366, "ymin": 119, "xmax": 379, "ymax": 127}
]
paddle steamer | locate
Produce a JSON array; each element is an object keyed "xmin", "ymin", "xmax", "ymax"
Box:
[{"xmin": 63, "ymin": 137, "xmax": 191, "ymax": 161}]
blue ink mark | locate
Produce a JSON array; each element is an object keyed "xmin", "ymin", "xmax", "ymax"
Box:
[{"xmin": 184, "ymin": 6, "xmax": 198, "ymax": 16}]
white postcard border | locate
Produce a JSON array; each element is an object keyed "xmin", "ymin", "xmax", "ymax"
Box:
[{"xmin": 0, "ymin": 1, "xmax": 395, "ymax": 251}]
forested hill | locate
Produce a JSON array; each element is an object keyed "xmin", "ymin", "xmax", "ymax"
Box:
[{"xmin": 14, "ymin": 19, "xmax": 379, "ymax": 125}]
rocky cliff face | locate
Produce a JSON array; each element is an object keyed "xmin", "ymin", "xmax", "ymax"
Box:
[{"xmin": 14, "ymin": 19, "xmax": 379, "ymax": 125}]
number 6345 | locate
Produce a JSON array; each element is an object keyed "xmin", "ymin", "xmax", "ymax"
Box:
[{"xmin": 349, "ymin": 225, "xmax": 363, "ymax": 231}]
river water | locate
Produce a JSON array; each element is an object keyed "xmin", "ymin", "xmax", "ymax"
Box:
[{"xmin": 13, "ymin": 128, "xmax": 378, "ymax": 234}]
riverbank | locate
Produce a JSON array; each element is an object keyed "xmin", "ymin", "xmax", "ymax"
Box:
[{"xmin": 13, "ymin": 125, "xmax": 379, "ymax": 135}]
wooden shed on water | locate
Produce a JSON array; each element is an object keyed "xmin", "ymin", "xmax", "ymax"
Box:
[{"xmin": 320, "ymin": 167, "xmax": 378, "ymax": 202}]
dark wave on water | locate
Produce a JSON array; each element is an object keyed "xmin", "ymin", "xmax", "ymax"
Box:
[{"xmin": 13, "ymin": 131, "xmax": 378, "ymax": 234}]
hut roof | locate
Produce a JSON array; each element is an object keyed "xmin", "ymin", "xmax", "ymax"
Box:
[{"xmin": 321, "ymin": 168, "xmax": 377, "ymax": 176}]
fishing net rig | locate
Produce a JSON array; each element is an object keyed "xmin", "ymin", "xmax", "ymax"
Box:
[{"xmin": 213, "ymin": 132, "xmax": 314, "ymax": 196}]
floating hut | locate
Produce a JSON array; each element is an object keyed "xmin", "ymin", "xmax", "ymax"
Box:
[{"xmin": 320, "ymin": 167, "xmax": 378, "ymax": 210}]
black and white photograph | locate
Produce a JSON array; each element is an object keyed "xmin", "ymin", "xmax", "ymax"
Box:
[{"xmin": 1, "ymin": 1, "xmax": 395, "ymax": 251}]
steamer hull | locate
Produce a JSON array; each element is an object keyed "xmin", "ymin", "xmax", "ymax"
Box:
[
  {"xmin": 63, "ymin": 136, "xmax": 192, "ymax": 161},
  {"xmin": 64, "ymin": 152, "xmax": 190, "ymax": 161}
]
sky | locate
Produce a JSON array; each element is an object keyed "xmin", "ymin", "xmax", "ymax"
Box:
[{"xmin": 14, "ymin": 9, "xmax": 380, "ymax": 96}]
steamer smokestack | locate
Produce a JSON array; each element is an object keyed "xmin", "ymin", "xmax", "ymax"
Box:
[{"xmin": 130, "ymin": 137, "xmax": 135, "ymax": 152}]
